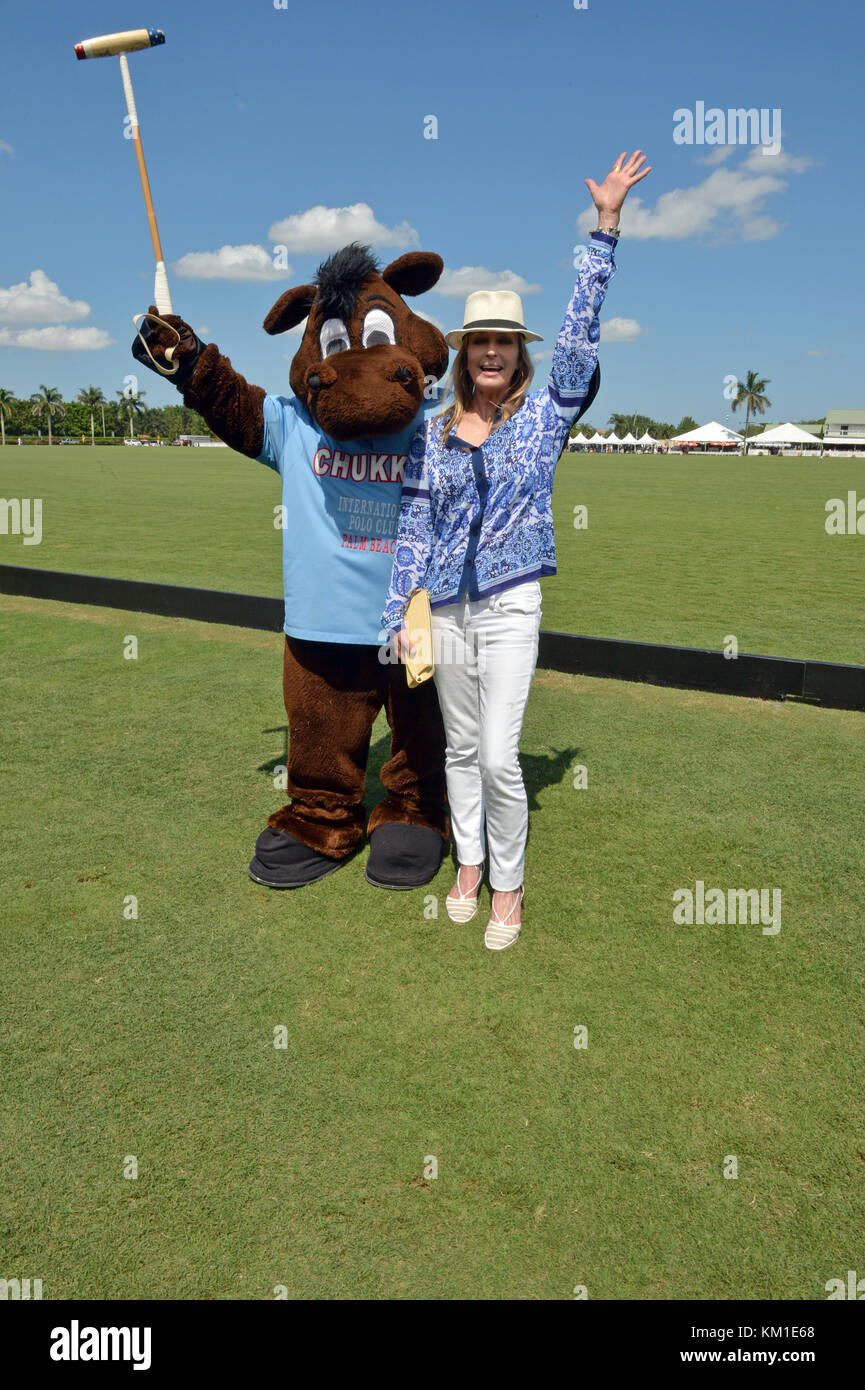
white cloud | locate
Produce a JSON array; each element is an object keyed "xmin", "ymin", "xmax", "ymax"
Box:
[
  {"xmin": 173, "ymin": 244, "xmax": 291, "ymax": 281},
  {"xmin": 742, "ymin": 147, "xmax": 812, "ymax": 174},
  {"xmin": 0, "ymin": 270, "xmax": 90, "ymax": 326},
  {"xmin": 0, "ymin": 324, "xmax": 114, "ymax": 350},
  {"xmin": 738, "ymin": 214, "xmax": 782, "ymax": 241},
  {"xmin": 0, "ymin": 140, "xmax": 13, "ymax": 159},
  {"xmin": 695, "ymin": 145, "xmax": 737, "ymax": 166},
  {"xmin": 576, "ymin": 148, "xmax": 811, "ymax": 243},
  {"xmin": 414, "ymin": 308, "xmax": 446, "ymax": 332},
  {"xmin": 267, "ymin": 203, "xmax": 419, "ymax": 254},
  {"xmin": 435, "ymin": 267, "xmax": 541, "ymax": 297},
  {"xmin": 600, "ymin": 317, "xmax": 644, "ymax": 342},
  {"xmin": 807, "ymin": 348, "xmax": 834, "ymax": 357},
  {"xmin": 530, "ymin": 349, "xmax": 554, "ymax": 362}
]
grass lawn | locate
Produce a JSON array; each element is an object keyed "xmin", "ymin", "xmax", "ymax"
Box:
[
  {"xmin": 1, "ymin": 594, "xmax": 862, "ymax": 1299},
  {"xmin": 2, "ymin": 445, "xmax": 863, "ymax": 665}
]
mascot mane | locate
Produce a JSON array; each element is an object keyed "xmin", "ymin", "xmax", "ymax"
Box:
[{"xmin": 314, "ymin": 243, "xmax": 380, "ymax": 323}]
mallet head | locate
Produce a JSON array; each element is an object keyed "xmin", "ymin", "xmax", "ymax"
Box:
[{"xmin": 74, "ymin": 29, "xmax": 165, "ymax": 60}]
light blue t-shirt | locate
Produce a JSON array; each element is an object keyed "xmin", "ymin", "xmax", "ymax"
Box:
[{"xmin": 257, "ymin": 394, "xmax": 433, "ymax": 645}]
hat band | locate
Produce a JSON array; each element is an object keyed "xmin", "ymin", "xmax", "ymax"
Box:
[{"xmin": 460, "ymin": 318, "xmax": 527, "ymax": 332}]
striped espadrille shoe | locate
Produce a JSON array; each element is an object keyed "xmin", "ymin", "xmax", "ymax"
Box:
[
  {"xmin": 484, "ymin": 886, "xmax": 524, "ymax": 951},
  {"xmin": 445, "ymin": 864, "xmax": 483, "ymax": 922}
]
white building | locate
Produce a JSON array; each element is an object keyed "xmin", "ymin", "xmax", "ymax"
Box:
[
  {"xmin": 822, "ymin": 409, "xmax": 865, "ymax": 452},
  {"xmin": 174, "ymin": 434, "xmax": 227, "ymax": 447}
]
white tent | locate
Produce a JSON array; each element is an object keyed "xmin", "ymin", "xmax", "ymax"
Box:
[
  {"xmin": 746, "ymin": 422, "xmax": 821, "ymax": 446},
  {"xmin": 637, "ymin": 431, "xmax": 657, "ymax": 446},
  {"xmin": 671, "ymin": 420, "xmax": 743, "ymax": 446},
  {"xmin": 587, "ymin": 431, "xmax": 607, "ymax": 444},
  {"xmin": 606, "ymin": 431, "xmax": 622, "ymax": 444},
  {"xmin": 620, "ymin": 431, "xmax": 637, "ymax": 445},
  {"xmin": 568, "ymin": 431, "xmax": 588, "ymax": 449}
]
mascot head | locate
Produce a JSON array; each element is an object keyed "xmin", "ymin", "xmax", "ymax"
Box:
[{"xmin": 263, "ymin": 242, "xmax": 449, "ymax": 442}]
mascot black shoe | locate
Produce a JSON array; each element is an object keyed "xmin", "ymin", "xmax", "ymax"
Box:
[
  {"xmin": 248, "ymin": 827, "xmax": 354, "ymax": 890},
  {"xmin": 365, "ymin": 824, "xmax": 447, "ymax": 890}
]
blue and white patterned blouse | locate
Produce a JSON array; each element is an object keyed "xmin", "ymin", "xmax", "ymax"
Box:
[{"xmin": 379, "ymin": 232, "xmax": 617, "ymax": 632}]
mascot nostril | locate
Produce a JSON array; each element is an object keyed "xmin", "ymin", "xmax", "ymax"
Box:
[{"xmin": 131, "ymin": 239, "xmax": 452, "ymax": 892}]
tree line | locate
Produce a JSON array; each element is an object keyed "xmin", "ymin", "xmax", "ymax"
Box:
[
  {"xmin": 574, "ymin": 413, "xmax": 700, "ymax": 441},
  {"xmin": 0, "ymin": 384, "xmax": 212, "ymax": 446},
  {"xmin": 1, "ymin": 368, "xmax": 795, "ymax": 451},
  {"xmin": 574, "ymin": 371, "xmax": 807, "ymax": 445}
]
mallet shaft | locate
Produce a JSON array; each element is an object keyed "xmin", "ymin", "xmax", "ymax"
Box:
[{"xmin": 118, "ymin": 52, "xmax": 173, "ymax": 315}]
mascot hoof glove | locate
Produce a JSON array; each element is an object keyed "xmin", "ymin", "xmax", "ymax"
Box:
[
  {"xmin": 248, "ymin": 826, "xmax": 351, "ymax": 889},
  {"xmin": 365, "ymin": 824, "xmax": 446, "ymax": 890}
]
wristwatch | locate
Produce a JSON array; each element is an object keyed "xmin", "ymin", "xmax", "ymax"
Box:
[{"xmin": 595, "ymin": 225, "xmax": 621, "ymax": 240}]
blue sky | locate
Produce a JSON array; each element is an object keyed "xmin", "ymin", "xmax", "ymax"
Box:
[{"xmin": 0, "ymin": 0, "xmax": 861, "ymax": 426}]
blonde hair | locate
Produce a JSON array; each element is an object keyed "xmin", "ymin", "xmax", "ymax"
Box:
[{"xmin": 435, "ymin": 334, "xmax": 534, "ymax": 446}]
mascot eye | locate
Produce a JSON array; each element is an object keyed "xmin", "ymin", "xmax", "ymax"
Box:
[
  {"xmin": 319, "ymin": 318, "xmax": 351, "ymax": 357},
  {"xmin": 362, "ymin": 308, "xmax": 396, "ymax": 349}
]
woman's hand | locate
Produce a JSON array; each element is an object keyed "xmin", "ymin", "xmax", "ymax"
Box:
[
  {"xmin": 585, "ymin": 150, "xmax": 652, "ymax": 225},
  {"xmin": 393, "ymin": 627, "xmax": 417, "ymax": 663}
]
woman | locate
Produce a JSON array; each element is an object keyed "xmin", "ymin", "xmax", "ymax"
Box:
[{"xmin": 381, "ymin": 151, "xmax": 651, "ymax": 949}]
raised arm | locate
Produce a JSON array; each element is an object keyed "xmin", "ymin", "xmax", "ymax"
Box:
[
  {"xmin": 546, "ymin": 150, "xmax": 652, "ymax": 433},
  {"xmin": 546, "ymin": 235, "xmax": 614, "ymax": 423},
  {"xmin": 131, "ymin": 307, "xmax": 266, "ymax": 459}
]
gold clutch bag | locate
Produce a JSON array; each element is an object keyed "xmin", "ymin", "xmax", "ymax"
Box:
[{"xmin": 403, "ymin": 587, "xmax": 434, "ymax": 688}]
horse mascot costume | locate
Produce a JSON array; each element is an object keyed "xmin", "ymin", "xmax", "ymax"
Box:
[{"xmin": 133, "ymin": 242, "xmax": 450, "ymax": 890}]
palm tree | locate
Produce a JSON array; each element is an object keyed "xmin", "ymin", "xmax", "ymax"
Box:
[
  {"xmin": 0, "ymin": 387, "xmax": 15, "ymax": 447},
  {"xmin": 77, "ymin": 386, "xmax": 106, "ymax": 445},
  {"xmin": 115, "ymin": 387, "xmax": 147, "ymax": 440},
  {"xmin": 731, "ymin": 371, "xmax": 771, "ymax": 456},
  {"xmin": 30, "ymin": 385, "xmax": 66, "ymax": 446}
]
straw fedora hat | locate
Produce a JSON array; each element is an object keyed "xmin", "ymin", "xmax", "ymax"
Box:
[{"xmin": 445, "ymin": 290, "xmax": 542, "ymax": 349}]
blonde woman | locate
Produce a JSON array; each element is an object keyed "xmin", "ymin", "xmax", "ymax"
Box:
[{"xmin": 381, "ymin": 152, "xmax": 651, "ymax": 949}]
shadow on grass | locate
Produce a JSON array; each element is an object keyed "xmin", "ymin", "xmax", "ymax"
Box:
[
  {"xmin": 256, "ymin": 726, "xmax": 582, "ymax": 870},
  {"xmin": 258, "ymin": 725, "xmax": 289, "ymax": 777},
  {"xmin": 521, "ymin": 747, "xmax": 583, "ymax": 809},
  {"xmin": 258, "ymin": 727, "xmax": 582, "ymax": 810}
]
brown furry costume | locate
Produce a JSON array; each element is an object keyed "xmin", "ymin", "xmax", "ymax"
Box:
[{"xmin": 133, "ymin": 244, "xmax": 450, "ymax": 888}]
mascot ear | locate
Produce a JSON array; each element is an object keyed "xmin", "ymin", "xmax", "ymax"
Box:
[
  {"xmin": 381, "ymin": 252, "xmax": 444, "ymax": 297},
  {"xmin": 263, "ymin": 285, "xmax": 317, "ymax": 336}
]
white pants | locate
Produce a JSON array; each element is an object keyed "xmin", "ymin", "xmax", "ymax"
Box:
[{"xmin": 431, "ymin": 579, "xmax": 542, "ymax": 891}]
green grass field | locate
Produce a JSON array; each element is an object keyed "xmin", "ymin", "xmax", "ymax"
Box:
[
  {"xmin": 1, "ymin": 594, "xmax": 863, "ymax": 1299},
  {"xmin": 2, "ymin": 444, "xmax": 863, "ymax": 664}
]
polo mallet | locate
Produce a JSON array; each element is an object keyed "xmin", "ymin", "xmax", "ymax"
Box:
[{"xmin": 74, "ymin": 28, "xmax": 179, "ymax": 374}]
